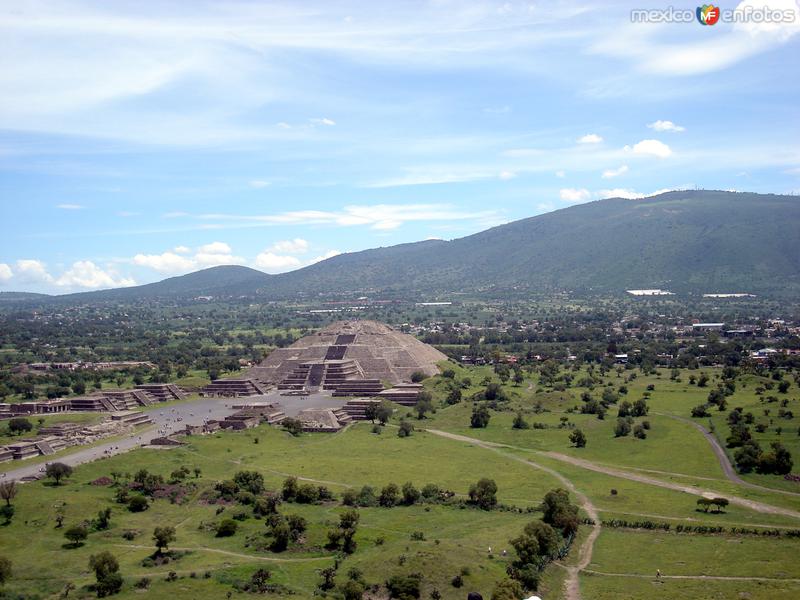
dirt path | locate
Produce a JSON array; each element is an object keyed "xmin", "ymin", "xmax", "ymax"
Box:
[
  {"xmin": 543, "ymin": 450, "xmax": 800, "ymax": 520},
  {"xmin": 115, "ymin": 544, "xmax": 334, "ymax": 563},
  {"xmin": 656, "ymin": 412, "xmax": 800, "ymax": 497},
  {"xmin": 425, "ymin": 429, "xmax": 600, "ymax": 600},
  {"xmin": 581, "ymin": 569, "xmax": 800, "ymax": 582}
]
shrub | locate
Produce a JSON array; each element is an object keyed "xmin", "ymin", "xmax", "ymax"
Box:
[
  {"xmin": 127, "ymin": 495, "xmax": 149, "ymax": 513},
  {"xmin": 216, "ymin": 519, "xmax": 238, "ymax": 537}
]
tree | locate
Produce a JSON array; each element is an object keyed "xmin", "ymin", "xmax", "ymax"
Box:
[
  {"xmin": 512, "ymin": 412, "xmax": 529, "ymax": 430},
  {"xmin": 379, "ymin": 483, "xmax": 399, "ymax": 507},
  {"xmin": 193, "ymin": 467, "xmax": 202, "ymax": 479},
  {"xmin": 94, "ymin": 508, "xmax": 112, "ymax": 530},
  {"xmin": 0, "ymin": 505, "xmax": 13, "ymax": 525},
  {"xmin": 364, "ymin": 402, "xmax": 378, "ymax": 423},
  {"xmin": 0, "ymin": 481, "xmax": 17, "ymax": 506},
  {"xmin": 410, "ymin": 371, "xmax": 427, "ymax": 383},
  {"xmin": 734, "ymin": 440, "xmax": 763, "ymax": 473},
  {"xmin": 570, "ymin": 429, "xmax": 587, "ymax": 448},
  {"xmin": 414, "ymin": 392, "xmax": 433, "ymax": 419},
  {"xmin": 216, "ymin": 519, "xmax": 238, "ymax": 537},
  {"xmin": 269, "ymin": 522, "xmax": 290, "ymax": 551},
  {"xmin": 0, "ymin": 556, "xmax": 10, "ymax": 587},
  {"xmin": 614, "ymin": 418, "xmax": 631, "ymax": 438},
  {"xmin": 633, "ymin": 424, "xmax": 647, "ymax": 439},
  {"xmin": 540, "ymin": 488, "xmax": 579, "ymax": 535},
  {"xmin": 468, "ymin": 478, "xmax": 498, "ymax": 510},
  {"xmin": 88, "ymin": 551, "xmax": 122, "ymax": 597},
  {"xmin": 341, "ymin": 578, "xmax": 365, "ymax": 600},
  {"xmin": 376, "ymin": 401, "xmax": 394, "ymax": 425},
  {"xmin": 8, "ymin": 418, "xmax": 32, "ymax": 436},
  {"xmin": 282, "ymin": 418, "xmax": 303, "ymax": 436},
  {"xmin": 632, "ymin": 398, "xmax": 649, "ymax": 417},
  {"xmin": 248, "ymin": 568, "xmax": 272, "ymax": 593},
  {"xmin": 233, "ymin": 471, "xmax": 265, "ymax": 495},
  {"xmin": 397, "ymin": 420, "xmax": 414, "ymax": 438},
  {"xmin": 46, "ymin": 462, "xmax": 73, "ymax": 486},
  {"xmin": 127, "ymin": 495, "xmax": 149, "ymax": 512},
  {"xmin": 446, "ymin": 388, "xmax": 462, "ymax": 405},
  {"xmin": 153, "ymin": 526, "xmax": 176, "ymax": 553},
  {"xmin": 471, "ymin": 404, "xmax": 491, "ymax": 428},
  {"xmin": 510, "ymin": 520, "xmax": 559, "ymax": 565},
  {"xmin": 64, "ymin": 524, "xmax": 88, "ymax": 547},
  {"xmin": 281, "ymin": 476, "xmax": 299, "ymax": 501},
  {"xmin": 491, "ymin": 578, "xmax": 524, "ymax": 600},
  {"xmin": 401, "ymin": 482, "xmax": 420, "ymax": 505}
]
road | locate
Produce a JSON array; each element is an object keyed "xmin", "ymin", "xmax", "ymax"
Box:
[
  {"xmin": 3, "ymin": 391, "xmax": 346, "ymax": 483},
  {"xmin": 656, "ymin": 412, "xmax": 800, "ymax": 497}
]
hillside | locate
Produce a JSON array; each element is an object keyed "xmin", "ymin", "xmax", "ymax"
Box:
[
  {"xmin": 7, "ymin": 190, "xmax": 799, "ymax": 302},
  {"xmin": 58, "ymin": 265, "xmax": 271, "ymax": 301},
  {"xmin": 268, "ymin": 190, "xmax": 800, "ymax": 297}
]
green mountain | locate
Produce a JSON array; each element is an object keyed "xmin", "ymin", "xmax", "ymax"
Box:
[
  {"xmin": 9, "ymin": 190, "xmax": 799, "ymax": 302},
  {"xmin": 58, "ymin": 265, "xmax": 271, "ymax": 301},
  {"xmin": 268, "ymin": 190, "xmax": 800, "ymax": 297}
]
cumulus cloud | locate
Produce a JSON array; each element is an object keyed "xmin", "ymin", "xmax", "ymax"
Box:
[
  {"xmin": 559, "ymin": 188, "xmax": 591, "ymax": 203},
  {"xmin": 0, "ymin": 263, "xmax": 12, "ymax": 282},
  {"xmin": 15, "ymin": 259, "xmax": 54, "ymax": 283},
  {"xmin": 57, "ymin": 203, "xmax": 84, "ymax": 210},
  {"xmin": 601, "ymin": 165, "xmax": 629, "ymax": 179},
  {"xmin": 310, "ymin": 117, "xmax": 336, "ymax": 126},
  {"xmin": 648, "ymin": 120, "xmax": 685, "ymax": 133},
  {"xmin": 133, "ymin": 251, "xmax": 195, "ymax": 274},
  {"xmin": 597, "ymin": 187, "xmax": 676, "ymax": 200},
  {"xmin": 577, "ymin": 134, "xmax": 603, "ymax": 144},
  {"xmin": 254, "ymin": 252, "xmax": 302, "ymax": 273},
  {"xmin": 625, "ymin": 139, "xmax": 672, "ymax": 158},
  {"xmin": 173, "ymin": 245, "xmax": 190, "ymax": 254},
  {"xmin": 268, "ymin": 239, "xmax": 309, "ymax": 254},
  {"xmin": 309, "ymin": 250, "xmax": 342, "ymax": 264},
  {"xmin": 199, "ymin": 204, "xmax": 498, "ymax": 231},
  {"xmin": 56, "ymin": 261, "xmax": 135, "ymax": 289}
]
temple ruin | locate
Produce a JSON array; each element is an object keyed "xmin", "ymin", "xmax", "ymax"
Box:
[{"xmin": 248, "ymin": 320, "xmax": 446, "ymax": 395}]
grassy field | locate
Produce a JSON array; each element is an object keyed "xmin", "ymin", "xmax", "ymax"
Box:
[{"xmin": 1, "ymin": 363, "xmax": 799, "ymax": 599}]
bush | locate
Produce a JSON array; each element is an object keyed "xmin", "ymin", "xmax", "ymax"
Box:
[
  {"xmin": 633, "ymin": 424, "xmax": 647, "ymax": 439},
  {"xmin": 379, "ymin": 483, "xmax": 400, "ymax": 507},
  {"xmin": 216, "ymin": 519, "xmax": 238, "ymax": 537},
  {"xmin": 471, "ymin": 405, "xmax": 491, "ymax": 428},
  {"xmin": 127, "ymin": 495, "xmax": 149, "ymax": 512},
  {"xmin": 386, "ymin": 573, "xmax": 422, "ymax": 599},
  {"xmin": 614, "ymin": 418, "xmax": 631, "ymax": 438},
  {"xmin": 397, "ymin": 420, "xmax": 414, "ymax": 438}
]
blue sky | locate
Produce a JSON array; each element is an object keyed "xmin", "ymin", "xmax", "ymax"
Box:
[{"xmin": 1, "ymin": 0, "xmax": 799, "ymax": 293}]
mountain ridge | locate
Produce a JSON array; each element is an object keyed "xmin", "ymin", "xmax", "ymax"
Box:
[{"xmin": 5, "ymin": 190, "xmax": 799, "ymax": 301}]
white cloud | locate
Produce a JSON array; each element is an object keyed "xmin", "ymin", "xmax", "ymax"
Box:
[
  {"xmin": 555, "ymin": 170, "xmax": 566, "ymax": 178},
  {"xmin": 0, "ymin": 263, "xmax": 12, "ymax": 282},
  {"xmin": 249, "ymin": 180, "xmax": 271, "ymax": 188},
  {"xmin": 56, "ymin": 261, "xmax": 135, "ymax": 289},
  {"xmin": 625, "ymin": 139, "xmax": 672, "ymax": 158},
  {"xmin": 648, "ymin": 120, "xmax": 685, "ymax": 133},
  {"xmin": 597, "ymin": 187, "xmax": 676, "ymax": 200},
  {"xmin": 254, "ymin": 252, "xmax": 302, "ymax": 273},
  {"xmin": 269, "ymin": 238, "xmax": 309, "ymax": 254},
  {"xmin": 310, "ymin": 117, "xmax": 336, "ymax": 126},
  {"xmin": 309, "ymin": 250, "xmax": 342, "ymax": 264},
  {"xmin": 559, "ymin": 188, "xmax": 591, "ymax": 203},
  {"xmin": 133, "ymin": 251, "xmax": 195, "ymax": 274},
  {"xmin": 199, "ymin": 203, "xmax": 499, "ymax": 231},
  {"xmin": 15, "ymin": 259, "xmax": 54, "ymax": 283},
  {"xmin": 498, "ymin": 170, "xmax": 516, "ymax": 180},
  {"xmin": 197, "ymin": 241, "xmax": 232, "ymax": 255},
  {"xmin": 577, "ymin": 134, "xmax": 602, "ymax": 144},
  {"xmin": 173, "ymin": 245, "xmax": 190, "ymax": 254},
  {"xmin": 601, "ymin": 165, "xmax": 628, "ymax": 179},
  {"xmin": 57, "ymin": 203, "xmax": 84, "ymax": 210}
]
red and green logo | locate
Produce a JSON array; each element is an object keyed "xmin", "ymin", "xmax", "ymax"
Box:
[{"xmin": 697, "ymin": 4, "xmax": 721, "ymax": 25}]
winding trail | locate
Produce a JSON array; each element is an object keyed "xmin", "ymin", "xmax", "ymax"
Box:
[
  {"xmin": 114, "ymin": 544, "xmax": 334, "ymax": 563},
  {"xmin": 656, "ymin": 412, "xmax": 800, "ymax": 497},
  {"xmin": 425, "ymin": 429, "xmax": 600, "ymax": 600},
  {"xmin": 544, "ymin": 450, "xmax": 800, "ymax": 520},
  {"xmin": 425, "ymin": 427, "xmax": 800, "ymax": 600},
  {"xmin": 581, "ymin": 569, "xmax": 800, "ymax": 582}
]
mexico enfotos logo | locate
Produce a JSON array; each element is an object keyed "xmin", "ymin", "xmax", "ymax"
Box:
[{"xmin": 631, "ymin": 4, "xmax": 797, "ymax": 24}]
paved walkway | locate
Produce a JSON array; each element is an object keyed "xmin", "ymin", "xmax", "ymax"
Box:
[{"xmin": 3, "ymin": 391, "xmax": 345, "ymax": 483}]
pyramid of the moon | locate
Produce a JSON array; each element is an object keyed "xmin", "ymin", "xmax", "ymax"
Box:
[{"xmin": 247, "ymin": 320, "xmax": 447, "ymax": 388}]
